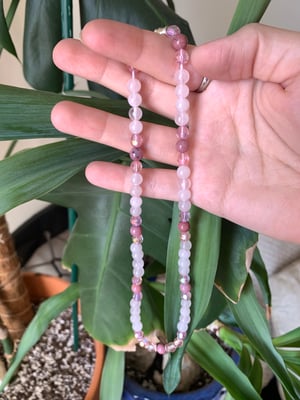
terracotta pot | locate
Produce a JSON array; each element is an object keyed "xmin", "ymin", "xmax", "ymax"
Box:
[{"xmin": 22, "ymin": 272, "xmax": 105, "ymax": 400}]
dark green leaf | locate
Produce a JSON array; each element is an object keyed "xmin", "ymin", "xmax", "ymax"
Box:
[
  {"xmin": 0, "ymin": 0, "xmax": 18, "ymax": 58},
  {"xmin": 215, "ymin": 220, "xmax": 258, "ymax": 303},
  {"xmin": 163, "ymin": 206, "xmax": 221, "ymax": 393},
  {"xmin": 0, "ymin": 84, "xmax": 172, "ymax": 140},
  {"xmin": 249, "ymin": 356, "xmax": 263, "ymax": 393},
  {"xmin": 229, "ymin": 277, "xmax": 299, "ymax": 399},
  {"xmin": 0, "ymin": 138, "xmax": 123, "ymax": 214},
  {"xmin": 251, "ymin": 247, "xmax": 272, "ymax": 307},
  {"xmin": 43, "ymin": 172, "xmax": 171, "ymax": 345},
  {"xmin": 0, "ymin": 283, "xmax": 79, "ymax": 391},
  {"xmin": 187, "ymin": 330, "xmax": 261, "ymax": 400},
  {"xmin": 100, "ymin": 348, "xmax": 125, "ymax": 400},
  {"xmin": 23, "ymin": 0, "xmax": 63, "ymax": 91},
  {"xmin": 227, "ymin": 0, "xmax": 271, "ymax": 34}
]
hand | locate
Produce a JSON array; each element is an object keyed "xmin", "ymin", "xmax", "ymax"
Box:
[{"xmin": 51, "ymin": 20, "xmax": 300, "ymax": 243}]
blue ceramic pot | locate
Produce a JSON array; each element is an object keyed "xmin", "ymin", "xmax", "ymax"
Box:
[{"xmin": 122, "ymin": 377, "xmax": 226, "ymax": 400}]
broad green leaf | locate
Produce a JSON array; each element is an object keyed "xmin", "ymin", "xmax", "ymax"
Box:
[
  {"xmin": 227, "ymin": 0, "xmax": 272, "ymax": 34},
  {"xmin": 215, "ymin": 220, "xmax": 258, "ymax": 304},
  {"xmin": 23, "ymin": 0, "xmax": 63, "ymax": 91},
  {"xmin": 0, "ymin": 0, "xmax": 18, "ymax": 58},
  {"xmin": 43, "ymin": 172, "xmax": 171, "ymax": 345},
  {"xmin": 273, "ymin": 327, "xmax": 300, "ymax": 348},
  {"xmin": 0, "ymin": 283, "xmax": 79, "ymax": 392},
  {"xmin": 79, "ymin": 0, "xmax": 195, "ymax": 97},
  {"xmin": 163, "ymin": 206, "xmax": 221, "ymax": 393},
  {"xmin": 0, "ymin": 138, "xmax": 123, "ymax": 214},
  {"xmin": 249, "ymin": 356, "xmax": 263, "ymax": 393},
  {"xmin": 0, "ymin": 84, "xmax": 172, "ymax": 140},
  {"xmin": 229, "ymin": 277, "xmax": 299, "ymax": 399},
  {"xmin": 100, "ymin": 348, "xmax": 125, "ymax": 400},
  {"xmin": 187, "ymin": 330, "xmax": 261, "ymax": 400},
  {"xmin": 218, "ymin": 326, "xmax": 244, "ymax": 355}
]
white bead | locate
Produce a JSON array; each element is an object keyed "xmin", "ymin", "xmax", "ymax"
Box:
[
  {"xmin": 130, "ymin": 185, "xmax": 142, "ymax": 197},
  {"xmin": 175, "ymin": 112, "xmax": 189, "ymax": 127},
  {"xmin": 180, "ymin": 240, "xmax": 192, "ymax": 250},
  {"xmin": 128, "ymin": 78, "xmax": 141, "ymax": 92},
  {"xmin": 178, "ymin": 249, "xmax": 191, "ymax": 259},
  {"xmin": 178, "ymin": 189, "xmax": 191, "ymax": 202},
  {"xmin": 130, "ymin": 242, "xmax": 143, "ymax": 253},
  {"xmin": 129, "ymin": 107, "xmax": 143, "ymax": 121},
  {"xmin": 177, "ymin": 321, "xmax": 188, "ymax": 333},
  {"xmin": 133, "ymin": 267, "xmax": 144, "ymax": 278},
  {"xmin": 177, "ymin": 166, "xmax": 191, "ymax": 179},
  {"xmin": 128, "ymin": 93, "xmax": 142, "ymax": 107},
  {"xmin": 131, "ymin": 173, "xmax": 143, "ymax": 185},
  {"xmin": 175, "ymin": 84, "xmax": 189, "ymax": 98},
  {"xmin": 130, "ymin": 196, "xmax": 143, "ymax": 207},
  {"xmin": 176, "ymin": 98, "xmax": 190, "ymax": 112},
  {"xmin": 179, "ymin": 178, "xmax": 191, "ymax": 190},
  {"xmin": 178, "ymin": 201, "xmax": 192, "ymax": 212},
  {"xmin": 130, "ymin": 206, "xmax": 142, "ymax": 217},
  {"xmin": 129, "ymin": 120, "xmax": 143, "ymax": 134},
  {"xmin": 132, "ymin": 320, "xmax": 143, "ymax": 332},
  {"xmin": 175, "ymin": 68, "xmax": 190, "ymax": 83}
]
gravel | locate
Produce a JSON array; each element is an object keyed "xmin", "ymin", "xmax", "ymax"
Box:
[{"xmin": 0, "ymin": 308, "xmax": 96, "ymax": 400}]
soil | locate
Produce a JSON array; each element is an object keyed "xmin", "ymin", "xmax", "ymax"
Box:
[{"xmin": 0, "ymin": 308, "xmax": 96, "ymax": 400}]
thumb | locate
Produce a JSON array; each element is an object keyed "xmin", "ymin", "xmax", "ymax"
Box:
[{"xmin": 191, "ymin": 23, "xmax": 300, "ymax": 86}]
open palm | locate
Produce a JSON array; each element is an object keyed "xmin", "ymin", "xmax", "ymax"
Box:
[{"xmin": 51, "ymin": 21, "xmax": 300, "ymax": 242}]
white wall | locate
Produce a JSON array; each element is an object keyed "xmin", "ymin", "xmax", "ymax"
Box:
[{"xmin": 0, "ymin": 0, "xmax": 299, "ymax": 229}]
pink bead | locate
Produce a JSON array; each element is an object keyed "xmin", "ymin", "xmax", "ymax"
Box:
[
  {"xmin": 130, "ymin": 226, "xmax": 142, "ymax": 238},
  {"xmin": 157, "ymin": 343, "xmax": 166, "ymax": 355},
  {"xmin": 180, "ymin": 283, "xmax": 191, "ymax": 294},
  {"xmin": 130, "ymin": 216, "xmax": 142, "ymax": 226},
  {"xmin": 132, "ymin": 276, "xmax": 142, "ymax": 285},
  {"xmin": 131, "ymin": 134, "xmax": 143, "ymax": 147},
  {"xmin": 177, "ymin": 126, "xmax": 190, "ymax": 139},
  {"xmin": 179, "ymin": 211, "xmax": 190, "ymax": 222},
  {"xmin": 176, "ymin": 49, "xmax": 189, "ymax": 64},
  {"xmin": 130, "ymin": 147, "xmax": 143, "ymax": 161},
  {"xmin": 178, "ymin": 221, "xmax": 190, "ymax": 232},
  {"xmin": 130, "ymin": 160, "xmax": 142, "ymax": 173},
  {"xmin": 166, "ymin": 25, "xmax": 181, "ymax": 37},
  {"xmin": 172, "ymin": 34, "xmax": 188, "ymax": 50},
  {"xmin": 131, "ymin": 284, "xmax": 142, "ymax": 294},
  {"xmin": 176, "ymin": 139, "xmax": 189, "ymax": 153},
  {"xmin": 178, "ymin": 153, "xmax": 190, "ymax": 166}
]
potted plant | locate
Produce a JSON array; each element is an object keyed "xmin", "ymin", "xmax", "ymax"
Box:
[{"xmin": 0, "ymin": 0, "xmax": 299, "ymax": 399}]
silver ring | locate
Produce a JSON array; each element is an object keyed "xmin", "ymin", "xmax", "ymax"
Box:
[{"xmin": 195, "ymin": 76, "xmax": 211, "ymax": 93}]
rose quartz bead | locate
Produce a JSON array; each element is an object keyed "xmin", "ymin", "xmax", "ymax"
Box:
[
  {"xmin": 130, "ymin": 147, "xmax": 143, "ymax": 161},
  {"xmin": 177, "ymin": 165, "xmax": 191, "ymax": 179},
  {"xmin": 131, "ymin": 134, "xmax": 143, "ymax": 147},
  {"xmin": 177, "ymin": 126, "xmax": 190, "ymax": 139},
  {"xmin": 129, "ymin": 107, "xmax": 143, "ymax": 121},
  {"xmin": 175, "ymin": 68, "xmax": 190, "ymax": 84},
  {"xmin": 176, "ymin": 49, "xmax": 189, "ymax": 64},
  {"xmin": 172, "ymin": 34, "xmax": 188, "ymax": 50},
  {"xmin": 176, "ymin": 139, "xmax": 189, "ymax": 153},
  {"xmin": 130, "ymin": 160, "xmax": 142, "ymax": 173},
  {"xmin": 131, "ymin": 284, "xmax": 142, "ymax": 294},
  {"xmin": 128, "ymin": 93, "xmax": 142, "ymax": 107},
  {"xmin": 166, "ymin": 25, "xmax": 181, "ymax": 37},
  {"xmin": 178, "ymin": 221, "xmax": 190, "ymax": 232},
  {"xmin": 175, "ymin": 83, "xmax": 189, "ymax": 98},
  {"xmin": 157, "ymin": 344, "xmax": 166, "ymax": 355},
  {"xmin": 128, "ymin": 78, "xmax": 141, "ymax": 92},
  {"xmin": 129, "ymin": 120, "xmax": 143, "ymax": 134},
  {"xmin": 178, "ymin": 153, "xmax": 190, "ymax": 166}
]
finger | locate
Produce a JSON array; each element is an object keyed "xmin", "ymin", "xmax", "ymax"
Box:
[
  {"xmin": 51, "ymin": 101, "xmax": 178, "ymax": 165},
  {"xmin": 191, "ymin": 24, "xmax": 300, "ymax": 85},
  {"xmin": 86, "ymin": 161, "xmax": 178, "ymax": 202},
  {"xmin": 53, "ymin": 37, "xmax": 184, "ymax": 119},
  {"xmin": 80, "ymin": 19, "xmax": 201, "ymax": 89}
]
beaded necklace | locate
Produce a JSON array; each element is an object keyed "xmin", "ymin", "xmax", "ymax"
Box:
[{"xmin": 127, "ymin": 25, "xmax": 192, "ymax": 354}]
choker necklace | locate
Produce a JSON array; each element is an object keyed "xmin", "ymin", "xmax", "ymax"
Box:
[{"xmin": 127, "ymin": 25, "xmax": 192, "ymax": 354}]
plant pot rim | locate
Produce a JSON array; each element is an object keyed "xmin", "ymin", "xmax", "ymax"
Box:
[{"xmin": 22, "ymin": 271, "xmax": 105, "ymax": 400}]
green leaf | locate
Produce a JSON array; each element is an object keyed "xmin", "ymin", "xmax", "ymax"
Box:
[
  {"xmin": 163, "ymin": 207, "xmax": 221, "ymax": 393},
  {"xmin": 0, "ymin": 283, "xmax": 79, "ymax": 392},
  {"xmin": 229, "ymin": 277, "xmax": 299, "ymax": 399},
  {"xmin": 43, "ymin": 172, "xmax": 171, "ymax": 345},
  {"xmin": 187, "ymin": 330, "xmax": 261, "ymax": 400},
  {"xmin": 215, "ymin": 220, "xmax": 258, "ymax": 303},
  {"xmin": 0, "ymin": 0, "xmax": 20, "ymax": 56},
  {"xmin": 0, "ymin": 138, "xmax": 123, "ymax": 214},
  {"xmin": 227, "ymin": 0, "xmax": 272, "ymax": 34},
  {"xmin": 100, "ymin": 348, "xmax": 125, "ymax": 400},
  {"xmin": 23, "ymin": 0, "xmax": 63, "ymax": 91},
  {"xmin": 0, "ymin": 0, "xmax": 18, "ymax": 58},
  {"xmin": 0, "ymin": 84, "xmax": 172, "ymax": 140},
  {"xmin": 251, "ymin": 247, "xmax": 272, "ymax": 307},
  {"xmin": 273, "ymin": 327, "xmax": 300, "ymax": 348}
]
